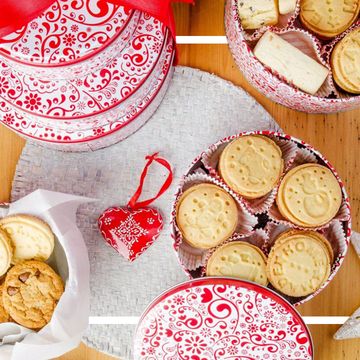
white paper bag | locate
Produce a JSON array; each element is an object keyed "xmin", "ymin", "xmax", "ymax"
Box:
[{"xmin": 0, "ymin": 189, "xmax": 95, "ymax": 360}]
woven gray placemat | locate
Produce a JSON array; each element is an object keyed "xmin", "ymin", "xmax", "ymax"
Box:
[{"xmin": 11, "ymin": 66, "xmax": 279, "ymax": 359}]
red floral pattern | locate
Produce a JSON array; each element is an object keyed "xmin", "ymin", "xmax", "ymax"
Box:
[
  {"xmin": 0, "ymin": 0, "xmax": 139, "ymax": 79},
  {"xmin": 0, "ymin": 41, "xmax": 175, "ymax": 150},
  {"xmin": 134, "ymin": 278, "xmax": 313, "ymax": 359},
  {"xmin": 0, "ymin": 13, "xmax": 166, "ymax": 122}
]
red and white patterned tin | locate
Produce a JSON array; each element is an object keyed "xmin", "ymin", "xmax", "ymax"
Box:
[
  {"xmin": 225, "ymin": 0, "xmax": 360, "ymax": 113},
  {"xmin": 171, "ymin": 131, "xmax": 351, "ymax": 306},
  {"xmin": 0, "ymin": 42, "xmax": 175, "ymax": 151},
  {"xmin": 0, "ymin": 0, "xmax": 140, "ymax": 80},
  {"xmin": 0, "ymin": 12, "xmax": 167, "ymax": 127},
  {"xmin": 134, "ymin": 277, "xmax": 314, "ymax": 359}
]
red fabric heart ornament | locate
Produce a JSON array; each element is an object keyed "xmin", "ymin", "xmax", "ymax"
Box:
[{"xmin": 98, "ymin": 153, "xmax": 173, "ymax": 262}]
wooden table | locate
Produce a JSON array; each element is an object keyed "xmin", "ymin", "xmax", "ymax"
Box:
[{"xmin": 1, "ymin": 1, "xmax": 359, "ymax": 359}]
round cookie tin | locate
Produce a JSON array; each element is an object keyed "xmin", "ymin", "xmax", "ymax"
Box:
[
  {"xmin": 134, "ymin": 277, "xmax": 314, "ymax": 359},
  {"xmin": 0, "ymin": 12, "xmax": 167, "ymax": 126},
  {"xmin": 0, "ymin": 43, "xmax": 175, "ymax": 151},
  {"xmin": 171, "ymin": 131, "xmax": 351, "ymax": 306},
  {"xmin": 225, "ymin": 0, "xmax": 360, "ymax": 113},
  {"xmin": 0, "ymin": 0, "xmax": 140, "ymax": 80}
]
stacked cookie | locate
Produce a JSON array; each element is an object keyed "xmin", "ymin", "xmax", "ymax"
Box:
[
  {"xmin": 0, "ymin": 215, "xmax": 64, "ymax": 329},
  {"xmin": 174, "ymin": 133, "xmax": 347, "ymax": 301},
  {"xmin": 331, "ymin": 28, "xmax": 360, "ymax": 94}
]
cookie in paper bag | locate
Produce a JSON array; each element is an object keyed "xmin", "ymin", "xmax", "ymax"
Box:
[
  {"xmin": 0, "ymin": 284, "xmax": 11, "ymax": 323},
  {"xmin": 3, "ymin": 260, "xmax": 64, "ymax": 329},
  {"xmin": 0, "ymin": 228, "xmax": 12, "ymax": 277},
  {"xmin": 0, "ymin": 215, "xmax": 55, "ymax": 264}
]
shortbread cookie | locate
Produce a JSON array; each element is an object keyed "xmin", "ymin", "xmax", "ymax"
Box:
[
  {"xmin": 300, "ymin": 0, "xmax": 360, "ymax": 38},
  {"xmin": 0, "ymin": 215, "xmax": 55, "ymax": 264},
  {"xmin": 237, "ymin": 0, "xmax": 279, "ymax": 30},
  {"xmin": 207, "ymin": 241, "xmax": 268, "ymax": 285},
  {"xmin": 176, "ymin": 184, "xmax": 238, "ymax": 249},
  {"xmin": 271, "ymin": 229, "xmax": 334, "ymax": 264},
  {"xmin": 3, "ymin": 260, "xmax": 64, "ymax": 329},
  {"xmin": 279, "ymin": 0, "xmax": 297, "ymax": 14},
  {"xmin": 254, "ymin": 31, "xmax": 329, "ymax": 95},
  {"xmin": 0, "ymin": 284, "xmax": 11, "ymax": 323},
  {"xmin": 331, "ymin": 28, "xmax": 360, "ymax": 94},
  {"xmin": 219, "ymin": 135, "xmax": 284, "ymax": 199},
  {"xmin": 0, "ymin": 229, "xmax": 12, "ymax": 277},
  {"xmin": 267, "ymin": 231, "xmax": 331, "ymax": 297},
  {"xmin": 277, "ymin": 164, "xmax": 342, "ymax": 227}
]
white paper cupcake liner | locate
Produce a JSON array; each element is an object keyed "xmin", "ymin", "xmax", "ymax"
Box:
[{"xmin": 172, "ymin": 172, "xmax": 258, "ymax": 271}]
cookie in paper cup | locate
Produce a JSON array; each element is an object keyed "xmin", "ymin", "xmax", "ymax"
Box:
[
  {"xmin": 172, "ymin": 130, "xmax": 351, "ymax": 306},
  {"xmin": 330, "ymin": 27, "xmax": 360, "ymax": 94},
  {"xmin": 206, "ymin": 240, "xmax": 268, "ymax": 285},
  {"xmin": 225, "ymin": 0, "xmax": 360, "ymax": 113}
]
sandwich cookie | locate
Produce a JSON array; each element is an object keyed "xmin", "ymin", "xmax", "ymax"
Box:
[
  {"xmin": 331, "ymin": 28, "xmax": 360, "ymax": 94},
  {"xmin": 276, "ymin": 164, "xmax": 342, "ymax": 227},
  {"xmin": 267, "ymin": 230, "xmax": 331, "ymax": 297},
  {"xmin": 0, "ymin": 229, "xmax": 12, "ymax": 277},
  {"xmin": 0, "ymin": 215, "xmax": 55, "ymax": 264}
]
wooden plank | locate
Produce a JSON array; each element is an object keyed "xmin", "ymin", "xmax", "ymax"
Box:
[{"xmin": 0, "ymin": 1, "xmax": 358, "ymax": 359}]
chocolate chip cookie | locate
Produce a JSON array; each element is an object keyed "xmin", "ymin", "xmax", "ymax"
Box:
[{"xmin": 3, "ymin": 260, "xmax": 64, "ymax": 329}]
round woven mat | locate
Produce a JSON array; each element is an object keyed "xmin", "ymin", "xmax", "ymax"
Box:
[{"xmin": 11, "ymin": 66, "xmax": 279, "ymax": 359}]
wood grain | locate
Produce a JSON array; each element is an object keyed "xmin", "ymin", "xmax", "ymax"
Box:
[{"xmin": 0, "ymin": 0, "xmax": 359, "ymax": 359}]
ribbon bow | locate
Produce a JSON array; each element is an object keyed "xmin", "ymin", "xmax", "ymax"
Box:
[{"xmin": 0, "ymin": 0, "xmax": 194, "ymax": 61}]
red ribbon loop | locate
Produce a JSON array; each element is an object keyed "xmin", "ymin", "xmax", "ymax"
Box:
[{"xmin": 128, "ymin": 153, "xmax": 173, "ymax": 210}]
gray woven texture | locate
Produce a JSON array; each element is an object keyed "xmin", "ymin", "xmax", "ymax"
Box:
[{"xmin": 11, "ymin": 66, "xmax": 279, "ymax": 359}]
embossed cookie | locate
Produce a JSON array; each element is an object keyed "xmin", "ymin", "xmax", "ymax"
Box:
[
  {"xmin": 300, "ymin": 0, "xmax": 360, "ymax": 38},
  {"xmin": 176, "ymin": 184, "xmax": 238, "ymax": 249},
  {"xmin": 3, "ymin": 260, "xmax": 64, "ymax": 329},
  {"xmin": 0, "ymin": 215, "xmax": 55, "ymax": 264},
  {"xmin": 331, "ymin": 28, "xmax": 360, "ymax": 94},
  {"xmin": 237, "ymin": 0, "xmax": 279, "ymax": 30},
  {"xmin": 219, "ymin": 135, "xmax": 284, "ymax": 199},
  {"xmin": 277, "ymin": 164, "xmax": 342, "ymax": 227},
  {"xmin": 271, "ymin": 229, "xmax": 334, "ymax": 264},
  {"xmin": 267, "ymin": 230, "xmax": 331, "ymax": 297},
  {"xmin": 0, "ymin": 284, "xmax": 11, "ymax": 323},
  {"xmin": 206, "ymin": 241, "xmax": 268, "ymax": 285},
  {"xmin": 0, "ymin": 228, "xmax": 12, "ymax": 277}
]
